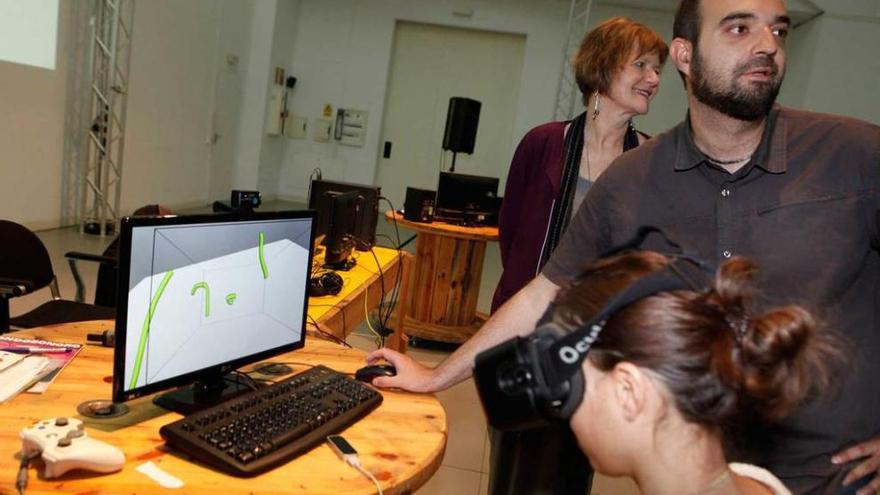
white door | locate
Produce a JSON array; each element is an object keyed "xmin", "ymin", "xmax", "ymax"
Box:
[{"xmin": 376, "ymin": 22, "xmax": 527, "ymax": 210}]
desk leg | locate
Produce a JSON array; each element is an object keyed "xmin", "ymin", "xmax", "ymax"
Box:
[{"xmin": 387, "ymin": 251, "xmax": 412, "ymax": 353}]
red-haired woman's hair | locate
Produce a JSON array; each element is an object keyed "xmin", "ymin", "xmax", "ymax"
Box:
[{"xmin": 573, "ymin": 17, "xmax": 669, "ymax": 104}]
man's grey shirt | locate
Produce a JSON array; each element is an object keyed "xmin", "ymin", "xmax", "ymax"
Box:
[{"xmin": 543, "ymin": 105, "xmax": 880, "ymax": 493}]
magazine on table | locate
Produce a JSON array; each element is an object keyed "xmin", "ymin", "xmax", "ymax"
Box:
[{"xmin": 0, "ymin": 336, "xmax": 83, "ymax": 397}]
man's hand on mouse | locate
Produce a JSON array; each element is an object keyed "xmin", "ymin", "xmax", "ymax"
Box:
[{"xmin": 364, "ymin": 348, "xmax": 437, "ymax": 392}]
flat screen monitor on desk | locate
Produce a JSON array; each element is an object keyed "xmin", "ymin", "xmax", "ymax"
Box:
[
  {"xmin": 112, "ymin": 211, "xmax": 316, "ymax": 414},
  {"xmin": 434, "ymin": 172, "xmax": 500, "ymax": 226}
]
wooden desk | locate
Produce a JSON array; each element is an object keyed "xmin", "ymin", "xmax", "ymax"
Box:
[
  {"xmin": 384, "ymin": 211, "xmax": 498, "ymax": 344},
  {"xmin": 0, "ymin": 321, "xmax": 446, "ymax": 494},
  {"xmin": 308, "ymin": 246, "xmax": 412, "ymax": 352}
]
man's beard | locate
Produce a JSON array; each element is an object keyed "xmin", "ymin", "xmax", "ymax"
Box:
[{"xmin": 690, "ymin": 50, "xmax": 783, "ymax": 121}]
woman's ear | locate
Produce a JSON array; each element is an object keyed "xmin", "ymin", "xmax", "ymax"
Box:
[
  {"xmin": 611, "ymin": 362, "xmax": 650, "ymax": 422},
  {"xmin": 670, "ymin": 38, "xmax": 692, "ymax": 78}
]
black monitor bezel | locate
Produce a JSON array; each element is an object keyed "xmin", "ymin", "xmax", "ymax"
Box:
[
  {"xmin": 111, "ymin": 210, "xmax": 317, "ymax": 404},
  {"xmin": 435, "ymin": 171, "xmax": 499, "ymax": 213}
]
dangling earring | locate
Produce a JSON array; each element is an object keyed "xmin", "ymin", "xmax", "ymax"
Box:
[{"xmin": 591, "ymin": 90, "xmax": 601, "ymax": 120}]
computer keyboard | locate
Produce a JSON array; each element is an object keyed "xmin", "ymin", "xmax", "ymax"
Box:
[{"xmin": 159, "ymin": 365, "xmax": 382, "ymax": 477}]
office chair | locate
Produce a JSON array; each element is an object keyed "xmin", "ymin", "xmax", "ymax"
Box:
[
  {"xmin": 0, "ymin": 220, "xmax": 115, "ymax": 334},
  {"xmin": 65, "ymin": 204, "xmax": 172, "ymax": 307}
]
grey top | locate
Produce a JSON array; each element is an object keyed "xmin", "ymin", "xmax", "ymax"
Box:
[
  {"xmin": 543, "ymin": 105, "xmax": 880, "ymax": 495},
  {"xmin": 570, "ymin": 175, "xmax": 593, "ymax": 217}
]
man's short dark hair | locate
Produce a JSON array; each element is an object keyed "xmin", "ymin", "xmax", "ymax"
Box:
[
  {"xmin": 673, "ymin": 0, "xmax": 702, "ymax": 84},
  {"xmin": 673, "ymin": 0, "xmax": 701, "ymax": 43}
]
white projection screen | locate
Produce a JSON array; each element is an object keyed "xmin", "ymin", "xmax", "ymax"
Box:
[{"xmin": 0, "ymin": 0, "xmax": 59, "ymax": 70}]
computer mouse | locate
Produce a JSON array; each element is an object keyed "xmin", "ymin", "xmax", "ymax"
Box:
[{"xmin": 355, "ymin": 363, "xmax": 397, "ymax": 382}]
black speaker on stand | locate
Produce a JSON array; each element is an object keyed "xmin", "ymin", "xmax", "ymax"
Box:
[{"xmin": 442, "ymin": 97, "xmax": 481, "ymax": 172}]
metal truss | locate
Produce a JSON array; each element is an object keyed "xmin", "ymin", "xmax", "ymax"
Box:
[
  {"xmin": 80, "ymin": 0, "xmax": 135, "ymax": 235},
  {"xmin": 553, "ymin": 0, "xmax": 594, "ymax": 121}
]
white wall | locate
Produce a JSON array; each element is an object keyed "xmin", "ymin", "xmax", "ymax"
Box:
[
  {"xmin": 3, "ymin": 0, "xmax": 879, "ymax": 230},
  {"xmin": 780, "ymin": 1, "xmax": 880, "ymax": 123},
  {"xmin": 274, "ymin": 0, "xmax": 570, "ymax": 202},
  {"xmin": 121, "ymin": 0, "xmax": 221, "ymax": 215},
  {"xmin": 208, "ymin": 0, "xmax": 255, "ymax": 203},
  {"xmin": 0, "ymin": 1, "xmax": 69, "ymax": 230},
  {"xmin": 258, "ymin": 0, "xmax": 302, "ymax": 198}
]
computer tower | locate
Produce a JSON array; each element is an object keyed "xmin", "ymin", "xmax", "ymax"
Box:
[{"xmin": 309, "ymin": 179, "xmax": 380, "ymax": 251}]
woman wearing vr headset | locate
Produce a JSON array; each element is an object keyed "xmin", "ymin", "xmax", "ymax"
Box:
[{"xmin": 548, "ymin": 251, "xmax": 837, "ymax": 494}]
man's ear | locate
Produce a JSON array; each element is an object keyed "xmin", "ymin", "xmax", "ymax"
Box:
[
  {"xmin": 670, "ymin": 37, "xmax": 692, "ymax": 78},
  {"xmin": 611, "ymin": 362, "xmax": 649, "ymax": 422}
]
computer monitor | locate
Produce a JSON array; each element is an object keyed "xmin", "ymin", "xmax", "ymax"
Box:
[
  {"xmin": 320, "ymin": 190, "xmax": 359, "ymax": 270},
  {"xmin": 308, "ymin": 179, "xmax": 380, "ymax": 250},
  {"xmin": 434, "ymin": 172, "xmax": 500, "ymax": 225},
  {"xmin": 112, "ymin": 210, "xmax": 316, "ymax": 415}
]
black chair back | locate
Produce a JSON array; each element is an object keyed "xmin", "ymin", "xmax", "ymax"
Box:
[{"xmin": 0, "ymin": 220, "xmax": 55, "ymax": 293}]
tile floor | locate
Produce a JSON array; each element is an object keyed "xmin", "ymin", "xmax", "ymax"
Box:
[{"xmin": 7, "ymin": 204, "xmax": 640, "ymax": 495}]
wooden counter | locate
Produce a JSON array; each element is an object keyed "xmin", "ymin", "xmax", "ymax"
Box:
[{"xmin": 0, "ymin": 321, "xmax": 446, "ymax": 494}]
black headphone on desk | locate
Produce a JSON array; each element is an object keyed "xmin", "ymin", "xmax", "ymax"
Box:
[
  {"xmin": 309, "ymin": 271, "xmax": 344, "ymax": 297},
  {"xmin": 473, "ymin": 227, "xmax": 715, "ymax": 431}
]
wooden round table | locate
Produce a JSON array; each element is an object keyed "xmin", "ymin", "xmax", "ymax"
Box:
[
  {"xmin": 0, "ymin": 321, "xmax": 447, "ymax": 494},
  {"xmin": 385, "ymin": 211, "xmax": 499, "ymax": 344}
]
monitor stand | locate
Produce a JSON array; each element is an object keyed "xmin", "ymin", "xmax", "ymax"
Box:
[{"xmin": 153, "ymin": 373, "xmax": 255, "ymax": 415}]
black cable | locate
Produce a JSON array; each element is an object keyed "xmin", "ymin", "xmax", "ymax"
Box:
[
  {"xmin": 380, "ymin": 197, "xmax": 402, "ymax": 249},
  {"xmin": 375, "ymin": 233, "xmax": 399, "ymax": 250},
  {"xmin": 366, "ymin": 247, "xmax": 387, "ymax": 338},
  {"xmin": 250, "ymin": 361, "xmax": 316, "ymax": 374},
  {"xmin": 228, "ymin": 370, "xmax": 262, "ymax": 391},
  {"xmin": 309, "ymin": 303, "xmax": 348, "ymax": 337},
  {"xmin": 379, "ymin": 197, "xmax": 405, "ymax": 332},
  {"xmin": 307, "ymin": 168, "xmax": 323, "ymax": 207},
  {"xmin": 375, "ymin": 233, "xmax": 405, "ymax": 317},
  {"xmin": 307, "ymin": 314, "xmax": 352, "ymax": 348},
  {"xmin": 16, "ymin": 454, "xmax": 31, "ymax": 495}
]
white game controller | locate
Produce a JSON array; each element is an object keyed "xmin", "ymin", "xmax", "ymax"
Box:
[{"xmin": 20, "ymin": 417, "xmax": 125, "ymax": 478}]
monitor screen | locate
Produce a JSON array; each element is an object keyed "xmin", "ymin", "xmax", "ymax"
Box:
[
  {"xmin": 435, "ymin": 172, "xmax": 499, "ymax": 219},
  {"xmin": 112, "ymin": 211, "xmax": 316, "ymax": 412}
]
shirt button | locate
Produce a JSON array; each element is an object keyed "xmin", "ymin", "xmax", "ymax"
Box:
[
  {"xmin": 721, "ymin": 188, "xmax": 731, "ymax": 197},
  {"xmin": 723, "ymin": 250, "xmax": 732, "ymax": 258}
]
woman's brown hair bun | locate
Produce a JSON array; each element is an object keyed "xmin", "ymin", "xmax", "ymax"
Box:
[{"xmin": 737, "ymin": 305, "xmax": 834, "ymax": 421}]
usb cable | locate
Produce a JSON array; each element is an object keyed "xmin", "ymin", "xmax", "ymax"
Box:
[
  {"xmin": 330, "ymin": 440, "xmax": 384, "ymax": 495},
  {"xmin": 342, "ymin": 455, "xmax": 383, "ymax": 495}
]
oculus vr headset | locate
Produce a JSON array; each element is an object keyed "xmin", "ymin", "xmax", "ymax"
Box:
[{"xmin": 473, "ymin": 227, "xmax": 715, "ymax": 431}]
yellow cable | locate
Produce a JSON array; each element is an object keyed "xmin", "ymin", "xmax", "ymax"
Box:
[{"xmin": 363, "ymin": 292, "xmax": 382, "ymax": 347}]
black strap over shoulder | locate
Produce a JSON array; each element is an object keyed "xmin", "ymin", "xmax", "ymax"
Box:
[{"xmin": 539, "ymin": 119, "xmax": 646, "ymax": 270}]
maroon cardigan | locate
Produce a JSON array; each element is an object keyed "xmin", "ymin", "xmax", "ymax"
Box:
[
  {"xmin": 492, "ymin": 122, "xmax": 568, "ymax": 312},
  {"xmin": 491, "ymin": 121, "xmax": 645, "ymax": 312}
]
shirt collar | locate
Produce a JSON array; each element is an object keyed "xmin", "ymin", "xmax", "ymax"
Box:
[{"xmin": 673, "ymin": 104, "xmax": 787, "ymax": 174}]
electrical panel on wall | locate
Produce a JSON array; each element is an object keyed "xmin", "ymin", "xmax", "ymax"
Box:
[
  {"xmin": 285, "ymin": 115, "xmax": 307, "ymax": 139},
  {"xmin": 314, "ymin": 119, "xmax": 333, "ymax": 142},
  {"xmin": 334, "ymin": 108, "xmax": 368, "ymax": 147}
]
